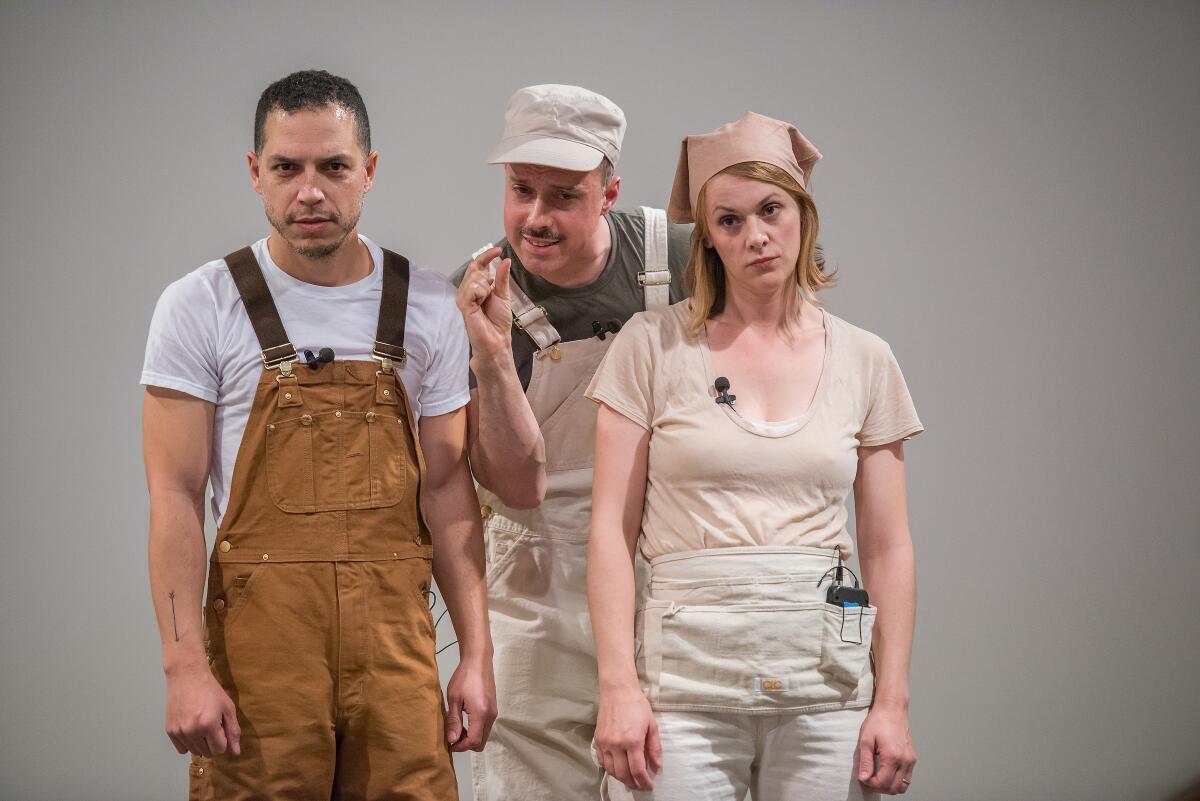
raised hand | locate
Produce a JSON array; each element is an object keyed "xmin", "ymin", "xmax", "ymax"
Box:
[{"xmin": 455, "ymin": 246, "xmax": 514, "ymax": 361}]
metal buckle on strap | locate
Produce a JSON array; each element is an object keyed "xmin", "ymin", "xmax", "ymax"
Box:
[
  {"xmin": 513, "ymin": 305, "xmax": 549, "ymax": 331},
  {"xmin": 373, "ymin": 341, "xmax": 407, "ymax": 370},
  {"xmin": 261, "ymin": 343, "xmax": 298, "ymax": 371},
  {"xmin": 638, "ymin": 270, "xmax": 671, "ymax": 287}
]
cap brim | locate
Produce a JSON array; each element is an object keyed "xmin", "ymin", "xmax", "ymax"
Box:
[{"xmin": 487, "ymin": 134, "xmax": 605, "ymax": 171}]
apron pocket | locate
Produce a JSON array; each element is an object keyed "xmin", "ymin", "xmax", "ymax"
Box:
[
  {"xmin": 266, "ymin": 410, "xmax": 406, "ymax": 513},
  {"xmin": 640, "ymin": 601, "xmax": 830, "ymax": 711},
  {"xmin": 820, "ymin": 603, "xmax": 877, "ymax": 688}
]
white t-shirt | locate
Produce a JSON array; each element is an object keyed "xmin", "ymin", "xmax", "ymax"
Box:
[{"xmin": 141, "ymin": 235, "xmax": 469, "ymax": 525}]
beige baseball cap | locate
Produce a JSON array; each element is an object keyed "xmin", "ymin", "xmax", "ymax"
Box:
[
  {"xmin": 488, "ymin": 84, "xmax": 626, "ymax": 172},
  {"xmin": 667, "ymin": 112, "xmax": 821, "ymax": 223}
]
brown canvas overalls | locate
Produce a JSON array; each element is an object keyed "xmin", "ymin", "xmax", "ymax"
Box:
[{"xmin": 188, "ymin": 246, "xmax": 457, "ymax": 801}]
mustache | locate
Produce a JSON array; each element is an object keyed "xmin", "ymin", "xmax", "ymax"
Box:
[{"xmin": 519, "ymin": 227, "xmax": 563, "ymax": 243}]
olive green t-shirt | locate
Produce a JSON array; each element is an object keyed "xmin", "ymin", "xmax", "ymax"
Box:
[{"xmin": 452, "ymin": 208, "xmax": 693, "ymax": 390}]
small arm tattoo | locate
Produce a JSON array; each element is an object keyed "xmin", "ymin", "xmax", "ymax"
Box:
[{"xmin": 168, "ymin": 591, "xmax": 180, "ymax": 642}]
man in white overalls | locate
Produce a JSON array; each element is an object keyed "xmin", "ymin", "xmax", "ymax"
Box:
[{"xmin": 453, "ymin": 84, "xmax": 693, "ymax": 800}]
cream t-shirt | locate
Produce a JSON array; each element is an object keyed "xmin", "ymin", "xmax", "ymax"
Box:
[{"xmin": 585, "ymin": 300, "xmax": 923, "ymax": 561}]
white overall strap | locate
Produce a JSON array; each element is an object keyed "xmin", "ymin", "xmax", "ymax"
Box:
[
  {"xmin": 638, "ymin": 206, "xmax": 671, "ymax": 309},
  {"xmin": 508, "ymin": 278, "xmax": 561, "ymax": 352}
]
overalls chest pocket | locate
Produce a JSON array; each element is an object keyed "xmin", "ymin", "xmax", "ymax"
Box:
[
  {"xmin": 529, "ymin": 337, "xmax": 611, "ymax": 473},
  {"xmin": 266, "ymin": 409, "xmax": 407, "ymax": 513}
]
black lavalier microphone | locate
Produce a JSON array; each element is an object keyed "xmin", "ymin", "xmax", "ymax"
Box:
[
  {"xmin": 304, "ymin": 347, "xmax": 336, "ymax": 369},
  {"xmin": 714, "ymin": 377, "xmax": 736, "ymax": 406},
  {"xmin": 591, "ymin": 320, "xmax": 623, "ymax": 341}
]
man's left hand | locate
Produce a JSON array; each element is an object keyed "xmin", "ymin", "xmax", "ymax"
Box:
[{"xmin": 445, "ymin": 655, "xmax": 497, "ymax": 752}]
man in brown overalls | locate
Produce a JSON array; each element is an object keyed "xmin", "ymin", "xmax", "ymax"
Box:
[{"xmin": 142, "ymin": 70, "xmax": 495, "ymax": 800}]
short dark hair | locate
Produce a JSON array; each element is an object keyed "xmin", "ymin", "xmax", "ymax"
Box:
[{"xmin": 254, "ymin": 70, "xmax": 371, "ymax": 155}]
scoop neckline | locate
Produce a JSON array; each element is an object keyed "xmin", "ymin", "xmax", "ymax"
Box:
[{"xmin": 697, "ymin": 305, "xmax": 834, "ymax": 439}]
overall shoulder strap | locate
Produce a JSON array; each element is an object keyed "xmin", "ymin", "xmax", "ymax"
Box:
[
  {"xmin": 638, "ymin": 206, "xmax": 671, "ymax": 309},
  {"xmin": 509, "ymin": 274, "xmax": 562, "ymax": 353},
  {"xmin": 375, "ymin": 248, "xmax": 411, "ymax": 368},
  {"xmin": 224, "ymin": 246, "xmax": 296, "ymax": 369}
]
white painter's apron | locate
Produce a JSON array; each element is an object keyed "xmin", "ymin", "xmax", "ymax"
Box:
[
  {"xmin": 638, "ymin": 546, "xmax": 876, "ymax": 715},
  {"xmin": 599, "ymin": 546, "xmax": 877, "ymax": 801},
  {"xmin": 472, "ymin": 208, "xmax": 671, "ymax": 801}
]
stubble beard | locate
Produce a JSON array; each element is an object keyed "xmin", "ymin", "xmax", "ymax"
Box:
[{"xmin": 266, "ymin": 204, "xmax": 362, "ymax": 260}]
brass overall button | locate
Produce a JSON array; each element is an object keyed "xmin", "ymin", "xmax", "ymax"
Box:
[
  {"xmin": 383, "ymin": 388, "xmax": 391, "ymax": 397},
  {"xmin": 219, "ymin": 541, "xmax": 231, "ymax": 553},
  {"xmin": 365, "ymin": 412, "xmax": 376, "ymax": 422},
  {"xmin": 300, "ymin": 414, "xmax": 312, "ymax": 426},
  {"xmin": 212, "ymin": 598, "xmax": 226, "ymax": 611},
  {"xmin": 283, "ymin": 392, "xmax": 293, "ymax": 400},
  {"xmin": 480, "ymin": 504, "xmax": 493, "ymax": 519},
  {"xmin": 334, "ymin": 410, "xmax": 342, "ymax": 418},
  {"xmin": 261, "ymin": 554, "xmax": 270, "ymax": 561}
]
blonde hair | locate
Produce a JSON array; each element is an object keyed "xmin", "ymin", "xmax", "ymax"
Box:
[{"xmin": 684, "ymin": 161, "xmax": 833, "ymax": 335}]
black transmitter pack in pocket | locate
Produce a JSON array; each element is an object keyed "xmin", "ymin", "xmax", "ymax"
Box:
[{"xmin": 826, "ymin": 584, "xmax": 870, "ymax": 608}]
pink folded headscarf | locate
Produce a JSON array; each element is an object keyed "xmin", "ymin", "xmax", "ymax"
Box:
[{"xmin": 667, "ymin": 112, "xmax": 822, "ymax": 224}]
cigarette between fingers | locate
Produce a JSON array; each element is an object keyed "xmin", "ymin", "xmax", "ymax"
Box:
[{"xmin": 470, "ymin": 243, "xmax": 498, "ymax": 284}]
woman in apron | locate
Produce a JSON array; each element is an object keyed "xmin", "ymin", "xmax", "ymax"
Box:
[{"xmin": 585, "ymin": 112, "xmax": 923, "ymax": 800}]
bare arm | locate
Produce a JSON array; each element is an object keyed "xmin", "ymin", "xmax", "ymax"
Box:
[
  {"xmin": 588, "ymin": 404, "xmax": 661, "ymax": 791},
  {"xmin": 456, "ymin": 247, "xmax": 545, "ymax": 508},
  {"xmin": 143, "ymin": 385, "xmax": 240, "ymax": 757},
  {"xmin": 589, "ymin": 405, "xmax": 648, "ymax": 691},
  {"xmin": 420, "ymin": 406, "xmax": 497, "ymax": 752},
  {"xmin": 853, "ymin": 440, "xmax": 917, "ymax": 795}
]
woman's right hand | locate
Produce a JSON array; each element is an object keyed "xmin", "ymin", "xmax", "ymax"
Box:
[{"xmin": 595, "ymin": 684, "xmax": 663, "ymax": 791}]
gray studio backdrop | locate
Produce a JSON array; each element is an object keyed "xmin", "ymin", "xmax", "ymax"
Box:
[{"xmin": 2, "ymin": 2, "xmax": 1198, "ymax": 800}]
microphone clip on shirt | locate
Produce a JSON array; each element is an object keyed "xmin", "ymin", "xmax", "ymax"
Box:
[
  {"xmin": 592, "ymin": 320, "xmax": 622, "ymax": 341},
  {"xmin": 303, "ymin": 347, "xmax": 336, "ymax": 369},
  {"xmin": 714, "ymin": 376, "xmax": 736, "ymax": 406}
]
